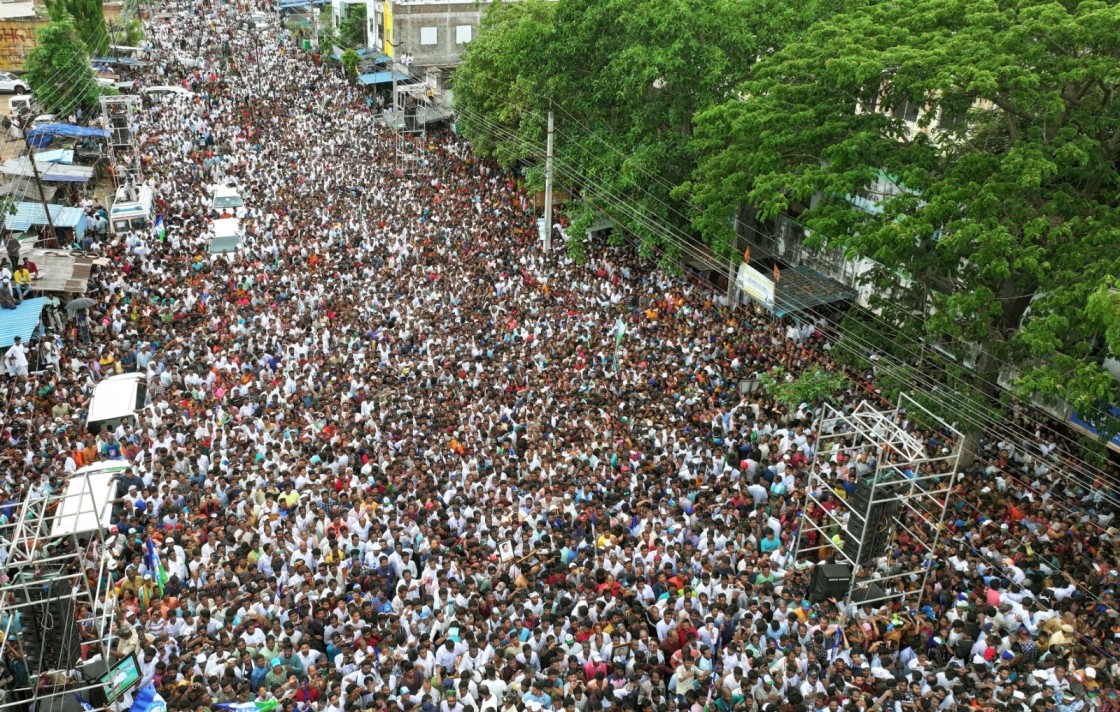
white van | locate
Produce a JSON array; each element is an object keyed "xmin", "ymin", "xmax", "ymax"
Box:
[
  {"xmin": 208, "ymin": 217, "xmax": 243, "ymax": 255},
  {"xmin": 8, "ymin": 94, "xmax": 31, "ymax": 115},
  {"xmin": 86, "ymin": 373, "xmax": 148, "ymax": 434},
  {"xmin": 110, "ymin": 184, "xmax": 154, "ymax": 237}
]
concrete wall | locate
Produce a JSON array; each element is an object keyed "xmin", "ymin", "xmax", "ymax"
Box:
[
  {"xmin": 0, "ymin": 18, "xmax": 47, "ymax": 72},
  {"xmin": 389, "ymin": 0, "xmax": 484, "ymax": 67}
]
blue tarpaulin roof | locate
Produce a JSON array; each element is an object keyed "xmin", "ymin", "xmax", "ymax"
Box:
[
  {"xmin": 331, "ymin": 47, "xmax": 371, "ymax": 60},
  {"xmin": 358, "ymin": 70, "xmax": 409, "ymax": 85},
  {"xmin": 0, "ymin": 297, "xmax": 45, "ymax": 348},
  {"xmin": 91, "ymin": 57, "xmax": 147, "ymax": 67},
  {"xmin": 26, "ymin": 123, "xmax": 110, "ymax": 143},
  {"xmin": 5, "ymin": 201, "xmax": 88, "ymax": 240}
]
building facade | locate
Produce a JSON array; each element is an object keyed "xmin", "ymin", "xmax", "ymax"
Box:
[{"xmin": 365, "ymin": 0, "xmax": 485, "ymax": 66}]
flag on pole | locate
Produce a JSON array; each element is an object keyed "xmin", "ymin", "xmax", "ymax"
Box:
[
  {"xmin": 773, "ymin": 264, "xmax": 781, "ymax": 283},
  {"xmin": 742, "ymin": 247, "xmax": 750, "ymax": 264},
  {"xmin": 72, "ymin": 694, "xmax": 96, "ymax": 712},
  {"xmin": 146, "ymin": 538, "xmax": 168, "ymax": 596},
  {"xmin": 153, "ymin": 214, "xmax": 167, "ymax": 241}
]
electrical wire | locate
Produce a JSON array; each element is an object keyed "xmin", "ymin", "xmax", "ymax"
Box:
[{"xmin": 453, "ymin": 96, "xmax": 1120, "ymax": 506}]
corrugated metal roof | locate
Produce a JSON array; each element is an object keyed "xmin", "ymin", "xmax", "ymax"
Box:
[
  {"xmin": 0, "ymin": 297, "xmax": 45, "ymax": 348},
  {"xmin": 358, "ymin": 70, "xmax": 409, "ymax": 85},
  {"xmin": 0, "ymin": 158, "xmax": 94, "ymax": 183},
  {"xmin": 5, "ymin": 201, "xmax": 88, "ymax": 232}
]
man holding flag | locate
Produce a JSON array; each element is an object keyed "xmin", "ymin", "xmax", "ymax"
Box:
[{"xmin": 146, "ymin": 537, "xmax": 169, "ymax": 597}]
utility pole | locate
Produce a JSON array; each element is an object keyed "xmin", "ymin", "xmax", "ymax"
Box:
[
  {"xmin": 19, "ymin": 115, "xmax": 56, "ymax": 248},
  {"xmin": 727, "ymin": 252, "xmax": 737, "ymax": 306},
  {"xmin": 543, "ymin": 110, "xmax": 554, "ymax": 252},
  {"xmin": 312, "ymin": 6, "xmax": 319, "ymax": 51}
]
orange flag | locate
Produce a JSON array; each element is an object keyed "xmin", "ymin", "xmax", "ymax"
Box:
[
  {"xmin": 773, "ymin": 265, "xmax": 781, "ymax": 283},
  {"xmin": 742, "ymin": 247, "xmax": 750, "ymax": 264}
]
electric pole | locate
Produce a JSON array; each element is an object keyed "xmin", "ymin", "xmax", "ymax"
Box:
[
  {"xmin": 20, "ymin": 115, "xmax": 56, "ymax": 248},
  {"xmin": 543, "ymin": 110, "xmax": 554, "ymax": 252}
]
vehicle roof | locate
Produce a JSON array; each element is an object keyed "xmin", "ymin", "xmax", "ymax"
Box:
[
  {"xmin": 87, "ymin": 373, "xmax": 144, "ymax": 423},
  {"xmin": 211, "ymin": 217, "xmax": 241, "ymax": 238}
]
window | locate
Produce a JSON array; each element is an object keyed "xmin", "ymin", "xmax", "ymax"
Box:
[
  {"xmin": 893, "ymin": 99, "xmax": 920, "ymax": 123},
  {"xmin": 420, "ymin": 26, "xmax": 437, "ymax": 45},
  {"xmin": 455, "ymin": 25, "xmax": 472, "ymax": 44}
]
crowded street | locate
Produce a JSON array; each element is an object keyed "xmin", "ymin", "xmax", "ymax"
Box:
[{"xmin": 0, "ymin": 1, "xmax": 1118, "ymax": 711}]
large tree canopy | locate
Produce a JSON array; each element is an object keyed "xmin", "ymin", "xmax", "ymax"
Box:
[
  {"xmin": 25, "ymin": 16, "xmax": 101, "ymax": 118},
  {"xmin": 455, "ymin": 0, "xmax": 821, "ymax": 261},
  {"xmin": 46, "ymin": 0, "xmax": 107, "ymax": 55},
  {"xmin": 689, "ymin": 0, "xmax": 1120, "ymax": 431}
]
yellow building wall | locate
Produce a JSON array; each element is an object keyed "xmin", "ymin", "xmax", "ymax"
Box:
[
  {"xmin": 0, "ymin": 19, "xmax": 48, "ymax": 72},
  {"xmin": 382, "ymin": 0, "xmax": 393, "ymax": 57}
]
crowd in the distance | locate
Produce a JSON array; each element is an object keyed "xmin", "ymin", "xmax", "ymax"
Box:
[{"xmin": 0, "ymin": 1, "xmax": 1118, "ymax": 711}]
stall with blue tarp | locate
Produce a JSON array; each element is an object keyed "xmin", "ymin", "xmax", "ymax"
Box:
[
  {"xmin": 358, "ymin": 70, "xmax": 409, "ymax": 86},
  {"xmin": 4, "ymin": 202, "xmax": 88, "ymax": 241},
  {"xmin": 25, "ymin": 123, "xmax": 110, "ymax": 147},
  {"xmin": 0, "ymin": 297, "xmax": 45, "ymax": 348}
]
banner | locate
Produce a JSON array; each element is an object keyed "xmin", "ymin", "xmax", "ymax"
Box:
[{"xmin": 736, "ymin": 263, "xmax": 775, "ymax": 309}]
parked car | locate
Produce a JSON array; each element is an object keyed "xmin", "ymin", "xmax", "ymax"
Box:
[{"xmin": 0, "ymin": 72, "xmax": 28, "ymax": 94}]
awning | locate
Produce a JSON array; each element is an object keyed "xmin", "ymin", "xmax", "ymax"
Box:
[
  {"xmin": 772, "ymin": 265, "xmax": 857, "ymax": 317},
  {"xmin": 0, "ymin": 158, "xmax": 94, "ymax": 183},
  {"xmin": 358, "ymin": 70, "xmax": 409, "ymax": 85},
  {"xmin": 5, "ymin": 202, "xmax": 88, "ymax": 240},
  {"xmin": 0, "ymin": 180, "xmax": 56, "ymax": 202},
  {"xmin": 90, "ymin": 57, "xmax": 149, "ymax": 67},
  {"xmin": 34, "ymin": 149, "xmax": 74, "ymax": 165},
  {"xmin": 279, "ymin": 0, "xmax": 329, "ymax": 8},
  {"xmin": 331, "ymin": 47, "xmax": 370, "ymax": 61},
  {"xmin": 26, "ymin": 123, "xmax": 110, "ymax": 142},
  {"xmin": 0, "ymin": 297, "xmax": 46, "ymax": 348},
  {"xmin": 1069, "ymin": 406, "xmax": 1120, "ymax": 454}
]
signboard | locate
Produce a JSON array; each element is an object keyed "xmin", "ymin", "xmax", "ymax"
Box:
[
  {"xmin": 100, "ymin": 653, "xmax": 141, "ymax": 703},
  {"xmin": 736, "ymin": 263, "xmax": 775, "ymax": 309}
]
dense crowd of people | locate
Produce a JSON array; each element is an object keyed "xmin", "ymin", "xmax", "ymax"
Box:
[{"xmin": 1, "ymin": 1, "xmax": 1119, "ymax": 711}]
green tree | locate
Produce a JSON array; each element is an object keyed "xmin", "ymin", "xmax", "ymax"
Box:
[
  {"xmin": 340, "ymin": 48, "xmax": 360, "ymax": 81},
  {"xmin": 45, "ymin": 0, "xmax": 107, "ymax": 55},
  {"xmin": 339, "ymin": 3, "xmax": 367, "ymax": 48},
  {"xmin": 689, "ymin": 0, "xmax": 1120, "ymax": 454},
  {"xmin": 24, "ymin": 16, "xmax": 101, "ymax": 117},
  {"xmin": 759, "ymin": 367, "xmax": 850, "ymax": 410},
  {"xmin": 317, "ymin": 23, "xmax": 336, "ymax": 62},
  {"xmin": 455, "ymin": 0, "xmax": 822, "ymax": 262}
]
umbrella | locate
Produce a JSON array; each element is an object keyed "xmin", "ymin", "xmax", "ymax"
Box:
[{"xmin": 65, "ymin": 297, "xmax": 95, "ymax": 312}]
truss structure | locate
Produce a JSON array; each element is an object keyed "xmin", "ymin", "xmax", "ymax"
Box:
[
  {"xmin": 99, "ymin": 94, "xmax": 143, "ymax": 186},
  {"xmin": 794, "ymin": 394, "xmax": 962, "ymax": 608},
  {"xmin": 0, "ymin": 471, "xmax": 118, "ymax": 711}
]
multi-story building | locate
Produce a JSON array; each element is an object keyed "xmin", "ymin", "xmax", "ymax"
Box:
[{"xmin": 334, "ymin": 0, "xmax": 482, "ymax": 67}]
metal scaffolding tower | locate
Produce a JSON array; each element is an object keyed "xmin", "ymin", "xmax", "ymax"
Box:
[
  {"xmin": 99, "ymin": 94, "xmax": 143, "ymax": 187},
  {"xmin": 0, "ymin": 469, "xmax": 119, "ymax": 711},
  {"xmin": 794, "ymin": 394, "xmax": 963, "ymax": 608}
]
